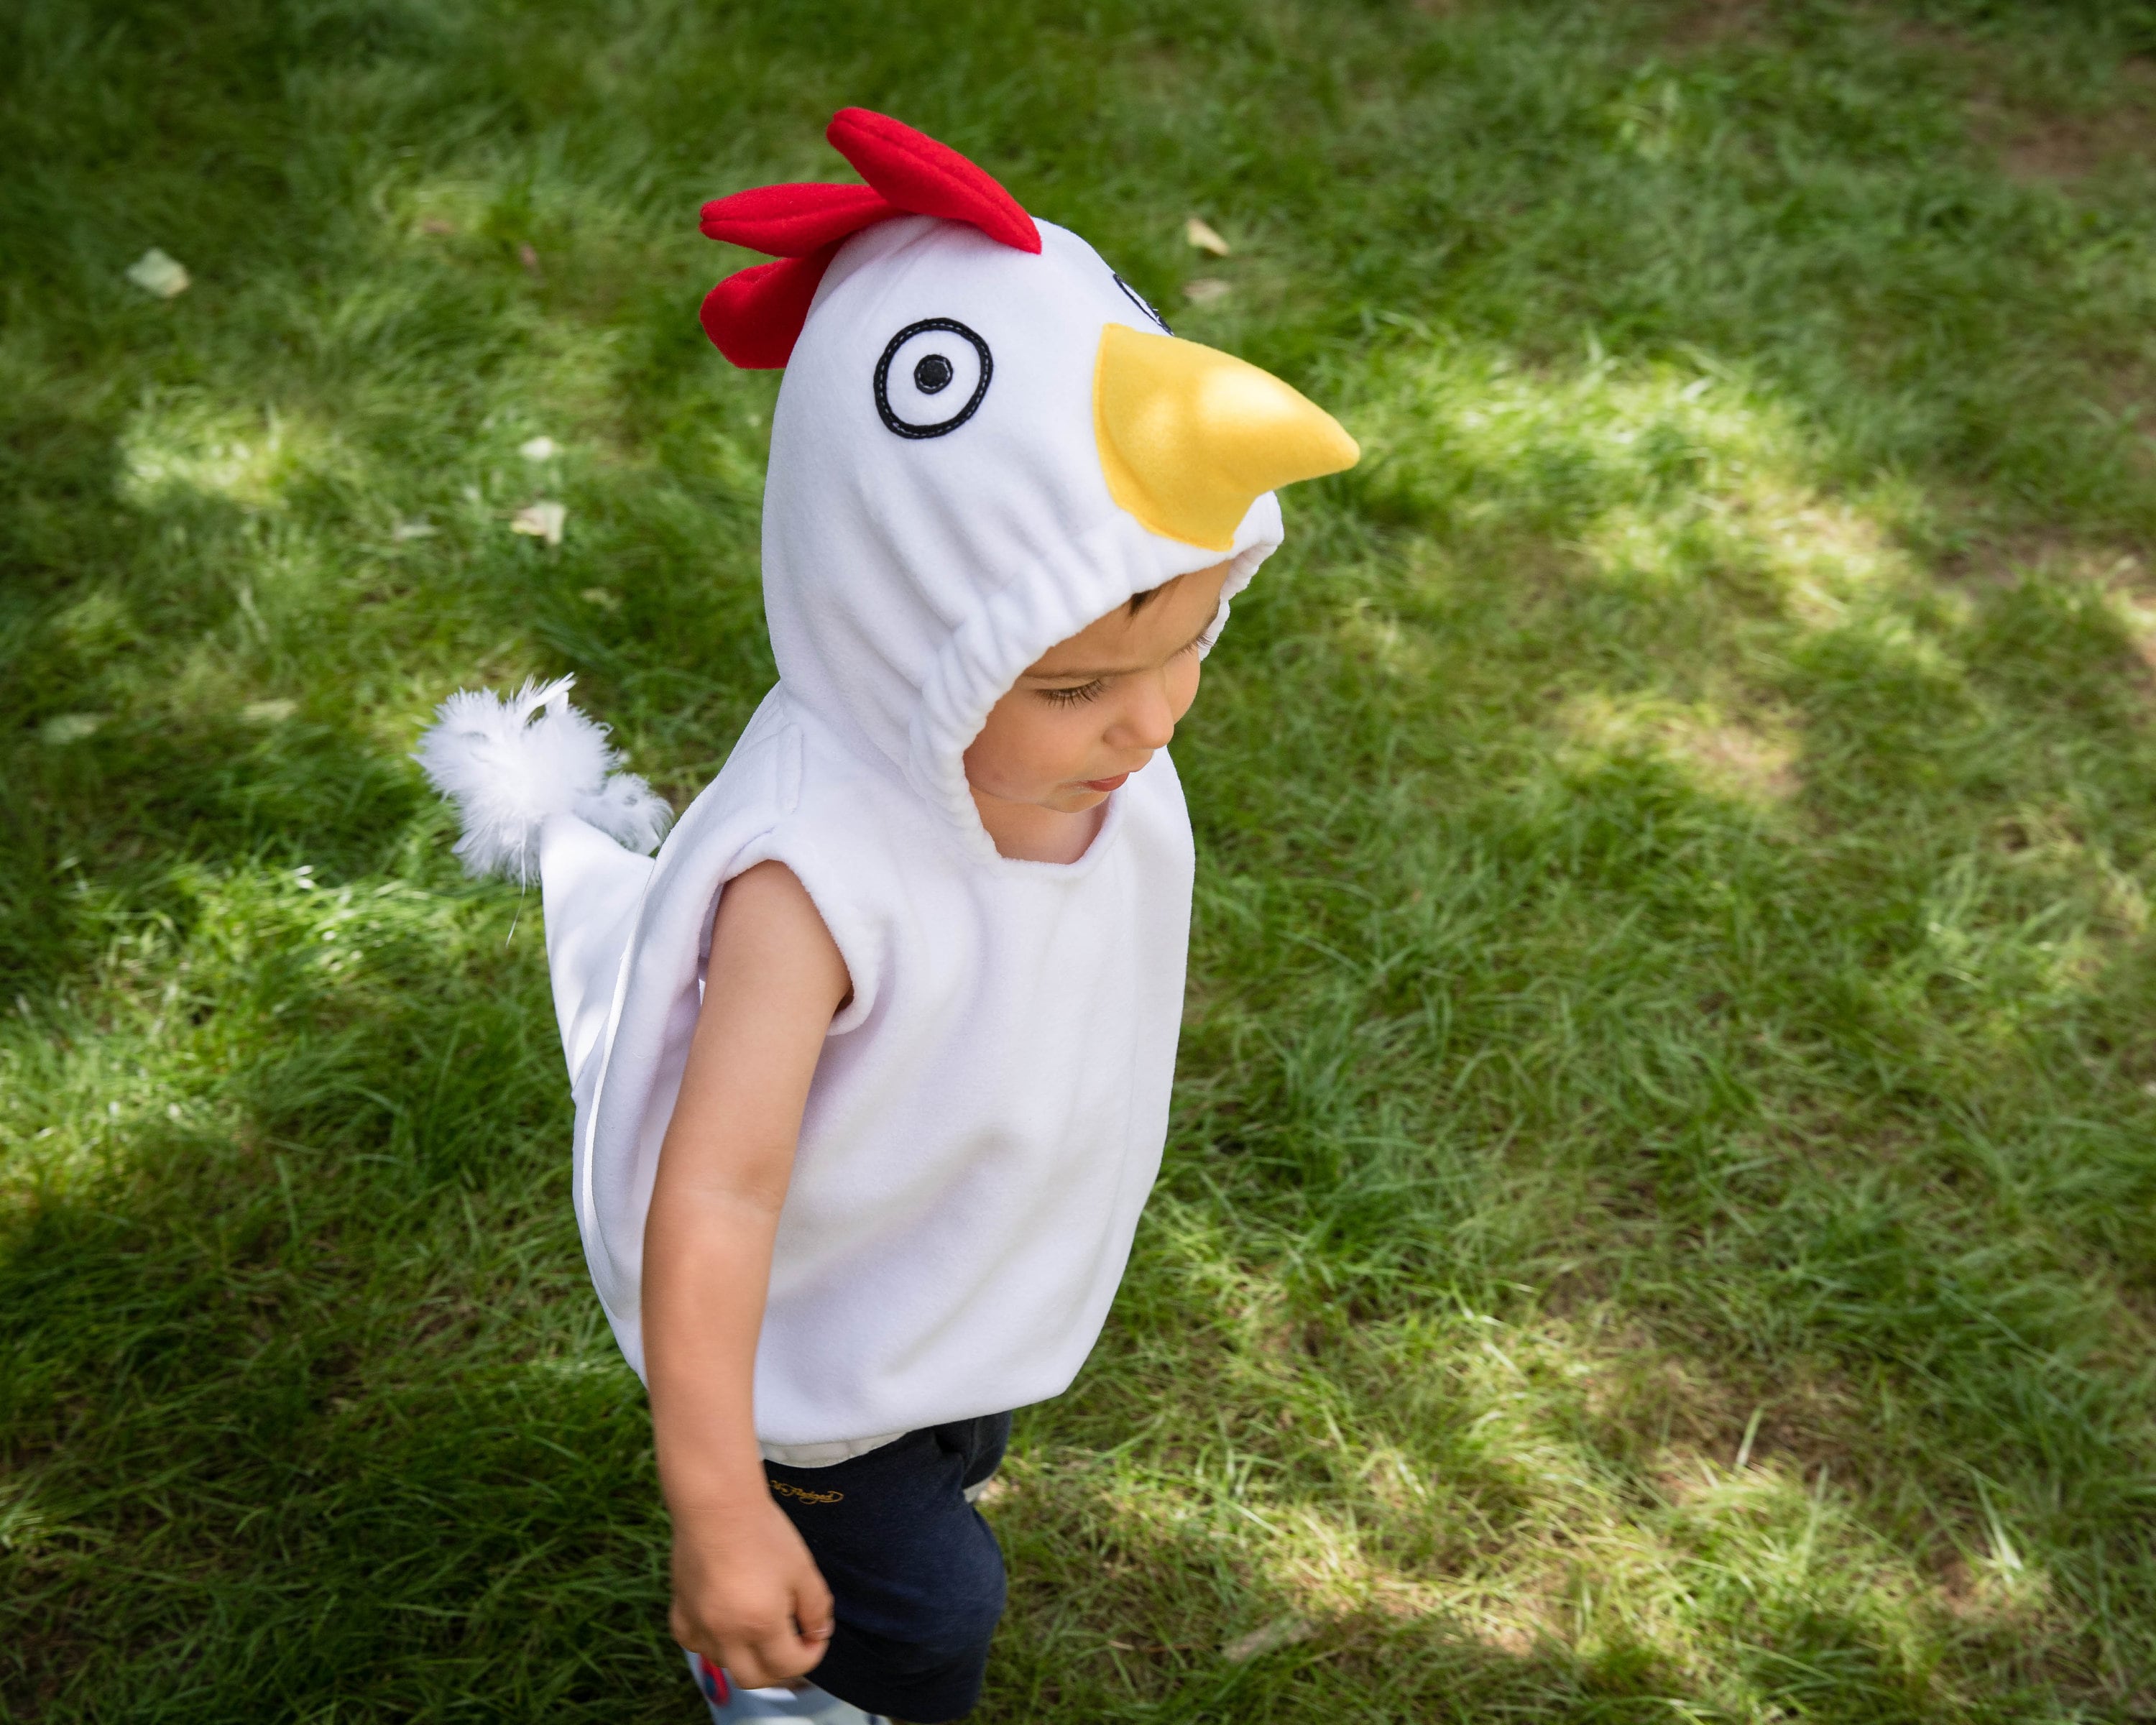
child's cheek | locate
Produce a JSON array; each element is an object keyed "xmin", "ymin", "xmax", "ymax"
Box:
[
  {"xmin": 1015, "ymin": 703, "xmax": 1094, "ymax": 785},
  {"xmin": 1169, "ymin": 658, "xmax": 1203, "ymax": 723},
  {"xmin": 1053, "ymin": 703, "xmax": 1108, "ymax": 773}
]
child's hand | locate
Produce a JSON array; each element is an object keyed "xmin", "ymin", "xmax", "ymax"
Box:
[{"xmin": 670, "ymin": 1494, "xmax": 836, "ymax": 1689}]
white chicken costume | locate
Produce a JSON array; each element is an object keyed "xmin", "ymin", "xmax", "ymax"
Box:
[{"xmin": 418, "ymin": 109, "xmax": 1357, "ymax": 1458}]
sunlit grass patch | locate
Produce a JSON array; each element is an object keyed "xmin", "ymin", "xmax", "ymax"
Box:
[
  {"xmin": 116, "ymin": 396, "xmax": 350, "ymax": 514},
  {"xmin": 1556, "ymin": 690, "xmax": 1801, "ymax": 809},
  {"xmin": 1019, "ymin": 1284, "xmax": 2058, "ymax": 1718},
  {"xmin": 1350, "ymin": 335, "xmax": 1798, "ymax": 539}
]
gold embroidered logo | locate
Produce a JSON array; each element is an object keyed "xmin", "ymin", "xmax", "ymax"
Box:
[{"xmin": 770, "ymin": 1481, "xmax": 844, "ymax": 1505}]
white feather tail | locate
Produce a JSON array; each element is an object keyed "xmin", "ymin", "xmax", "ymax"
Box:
[{"xmin": 413, "ymin": 676, "xmax": 672, "ymax": 883}]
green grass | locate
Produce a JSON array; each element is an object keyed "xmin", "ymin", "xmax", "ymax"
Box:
[{"xmin": 9, "ymin": 0, "xmax": 2156, "ymax": 1718}]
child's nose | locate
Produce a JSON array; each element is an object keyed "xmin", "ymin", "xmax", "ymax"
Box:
[{"xmin": 1114, "ymin": 679, "xmax": 1179, "ymax": 751}]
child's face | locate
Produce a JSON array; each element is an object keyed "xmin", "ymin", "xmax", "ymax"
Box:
[{"xmin": 964, "ymin": 561, "xmax": 1233, "ymax": 817}]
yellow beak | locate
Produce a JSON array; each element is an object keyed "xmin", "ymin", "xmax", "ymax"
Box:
[{"xmin": 1093, "ymin": 322, "xmax": 1360, "ymax": 553}]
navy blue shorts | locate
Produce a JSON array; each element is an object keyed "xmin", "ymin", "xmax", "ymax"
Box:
[{"xmin": 765, "ymin": 1412, "xmax": 1010, "ymax": 1722}]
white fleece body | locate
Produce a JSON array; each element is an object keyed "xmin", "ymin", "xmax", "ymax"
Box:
[
  {"xmin": 446, "ymin": 211, "xmax": 1286, "ymax": 1450},
  {"xmin": 551, "ymin": 693, "xmax": 1192, "ymax": 1443}
]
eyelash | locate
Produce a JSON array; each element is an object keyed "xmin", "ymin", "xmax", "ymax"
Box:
[{"xmin": 1036, "ymin": 631, "xmax": 1215, "ymax": 707}]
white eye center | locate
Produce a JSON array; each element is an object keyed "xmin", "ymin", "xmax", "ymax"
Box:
[{"xmin": 875, "ymin": 320, "xmax": 991, "ymax": 438}]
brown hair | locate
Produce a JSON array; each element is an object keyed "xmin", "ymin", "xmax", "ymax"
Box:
[{"xmin": 1128, "ymin": 566, "xmax": 1194, "ymax": 614}]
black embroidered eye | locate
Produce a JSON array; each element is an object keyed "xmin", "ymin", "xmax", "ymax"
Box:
[
  {"xmin": 874, "ymin": 319, "xmax": 991, "ymax": 439},
  {"xmin": 1113, "ymin": 272, "xmax": 1172, "ymax": 334}
]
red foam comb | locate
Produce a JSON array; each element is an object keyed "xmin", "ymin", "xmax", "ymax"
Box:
[
  {"xmin": 698, "ymin": 109, "xmax": 1040, "ymax": 369},
  {"xmin": 825, "ymin": 108, "xmax": 1038, "ymax": 253}
]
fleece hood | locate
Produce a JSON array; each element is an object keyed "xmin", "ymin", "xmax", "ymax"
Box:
[
  {"xmin": 768, "ymin": 216, "xmax": 1285, "ymax": 854},
  {"xmin": 698, "ymin": 109, "xmax": 1358, "ymax": 855},
  {"xmin": 764, "ymin": 215, "xmax": 1281, "ymax": 853}
]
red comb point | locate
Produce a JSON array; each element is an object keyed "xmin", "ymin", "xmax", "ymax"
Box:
[
  {"xmin": 824, "ymin": 109, "xmax": 1039, "ymax": 254},
  {"xmin": 699, "ymin": 182, "xmax": 895, "ymax": 257},
  {"xmin": 698, "ymin": 108, "xmax": 1039, "ymax": 369},
  {"xmin": 698, "ymin": 247, "xmax": 839, "ymax": 369}
]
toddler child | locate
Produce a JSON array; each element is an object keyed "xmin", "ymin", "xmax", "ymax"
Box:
[{"xmin": 418, "ymin": 109, "xmax": 1356, "ymax": 1724}]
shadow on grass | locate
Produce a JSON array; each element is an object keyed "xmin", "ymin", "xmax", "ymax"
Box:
[
  {"xmin": 990, "ymin": 1325, "xmax": 2085, "ymax": 1723},
  {"xmin": 0, "ymin": 971, "xmax": 693, "ymax": 1720}
]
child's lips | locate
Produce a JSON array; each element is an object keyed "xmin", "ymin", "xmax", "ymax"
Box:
[{"xmin": 1082, "ymin": 771, "xmax": 1131, "ymax": 794}]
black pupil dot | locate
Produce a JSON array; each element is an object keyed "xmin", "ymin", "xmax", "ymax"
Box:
[{"xmin": 913, "ymin": 353, "xmax": 954, "ymax": 395}]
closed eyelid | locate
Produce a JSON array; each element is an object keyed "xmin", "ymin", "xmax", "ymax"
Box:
[{"xmin": 1031, "ymin": 624, "xmax": 1216, "ymax": 686}]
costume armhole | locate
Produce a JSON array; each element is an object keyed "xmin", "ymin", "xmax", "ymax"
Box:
[
  {"xmin": 697, "ymin": 721, "xmax": 876, "ymax": 1034},
  {"xmin": 726, "ymin": 847, "xmax": 878, "ymax": 1036}
]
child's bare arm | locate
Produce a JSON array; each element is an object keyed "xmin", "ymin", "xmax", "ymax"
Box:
[{"xmin": 642, "ymin": 860, "xmax": 852, "ymax": 1688}]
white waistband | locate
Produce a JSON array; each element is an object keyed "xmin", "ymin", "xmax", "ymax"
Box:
[{"xmin": 758, "ymin": 1430, "xmax": 906, "ymax": 1469}]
